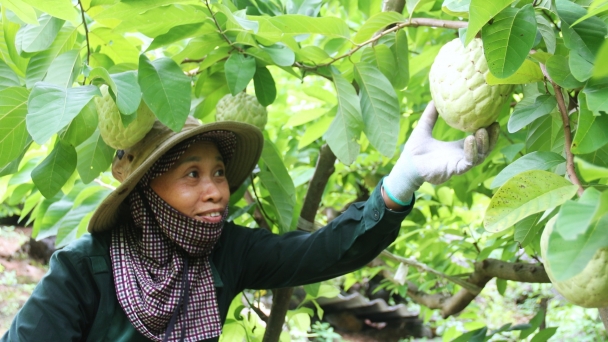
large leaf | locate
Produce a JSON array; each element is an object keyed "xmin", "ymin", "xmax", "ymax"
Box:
[
  {"xmin": 545, "ymin": 54, "xmax": 585, "ymax": 90},
  {"xmin": 593, "ymin": 40, "xmax": 608, "ymax": 78},
  {"xmin": 75, "ymin": 129, "xmax": 114, "ymax": 183},
  {"xmin": 486, "ymin": 59, "xmax": 544, "ymax": 85},
  {"xmin": 465, "ymin": 0, "xmax": 516, "ymax": 45},
  {"xmin": 484, "ymin": 170, "xmax": 578, "ymax": 232},
  {"xmin": 55, "ymin": 187, "xmax": 110, "ymax": 247},
  {"xmin": 554, "ymin": 188, "xmax": 608, "ymax": 240},
  {"xmin": 266, "ymin": 15, "xmax": 350, "ymax": 38},
  {"xmin": 26, "ymin": 83, "xmax": 101, "ymax": 144},
  {"xmin": 361, "ymin": 45, "xmax": 397, "ymax": 86},
  {"xmin": 31, "ymin": 139, "xmax": 76, "ymax": 198},
  {"xmin": 60, "ymin": 100, "xmax": 98, "ymax": 147},
  {"xmin": 324, "ymin": 69, "xmax": 363, "ymax": 165},
  {"xmin": 43, "ymin": 49, "xmax": 81, "ymax": 88},
  {"xmin": 391, "ymin": 30, "xmax": 409, "ymax": 90},
  {"xmin": 491, "ymin": 151, "xmax": 565, "ymax": 189},
  {"xmin": 0, "ymin": 0, "xmax": 38, "ymax": 24},
  {"xmin": 146, "ymin": 21, "xmax": 216, "ymax": 51},
  {"xmin": 582, "ymin": 77, "xmax": 608, "ymax": 113},
  {"xmin": 535, "ymin": 13, "xmax": 556, "ymax": 54},
  {"xmin": 21, "ymin": 0, "xmax": 78, "ymax": 21},
  {"xmin": 556, "ymin": 0, "xmax": 607, "ymax": 63},
  {"xmin": 481, "ymin": 5, "xmax": 537, "ymax": 79},
  {"xmin": 352, "ymin": 12, "xmax": 405, "ymax": 44},
  {"xmin": 0, "ymin": 87, "xmax": 30, "ymax": 168},
  {"xmin": 547, "ymin": 214, "xmax": 608, "ymax": 281},
  {"xmin": 575, "ymin": 157, "xmax": 608, "ymax": 182},
  {"xmin": 572, "ymin": 93, "xmax": 608, "ymax": 154},
  {"xmin": 514, "ymin": 213, "xmax": 544, "ymax": 248},
  {"xmin": 0, "ymin": 59, "xmax": 20, "ymax": 90},
  {"xmin": 16, "ymin": 14, "xmax": 64, "ymax": 53},
  {"xmin": 442, "ymin": 0, "xmax": 471, "ymax": 17},
  {"xmin": 507, "ymin": 94, "xmax": 556, "ymax": 133},
  {"xmin": 258, "ymin": 139, "xmax": 296, "ymax": 234},
  {"xmin": 3, "ymin": 11, "xmax": 31, "ymax": 75},
  {"xmin": 569, "ymin": 50, "xmax": 593, "ymax": 82},
  {"xmin": 353, "ymin": 63, "xmax": 400, "ymax": 157},
  {"xmin": 138, "ymin": 54, "xmax": 191, "ymax": 132},
  {"xmin": 89, "ymin": 68, "xmax": 141, "ymax": 115},
  {"xmin": 89, "ymin": 28, "xmax": 140, "ymax": 65},
  {"xmin": 224, "ymin": 53, "xmax": 256, "ymax": 96},
  {"xmin": 112, "ymin": 4, "xmax": 208, "ymax": 37},
  {"xmin": 253, "ymin": 67, "xmax": 276, "ymax": 107}
]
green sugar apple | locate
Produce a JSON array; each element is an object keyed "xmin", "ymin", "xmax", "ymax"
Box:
[
  {"xmin": 429, "ymin": 38, "xmax": 513, "ymax": 132},
  {"xmin": 541, "ymin": 217, "xmax": 608, "ymax": 308},
  {"xmin": 95, "ymin": 85, "xmax": 156, "ymax": 150},
  {"xmin": 216, "ymin": 92, "xmax": 267, "ymax": 130}
]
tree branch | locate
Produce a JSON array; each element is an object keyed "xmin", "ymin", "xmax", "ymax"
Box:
[
  {"xmin": 204, "ymin": 0, "xmax": 244, "ymax": 53},
  {"xmin": 244, "ymin": 190, "xmax": 272, "ymax": 231},
  {"xmin": 77, "ymin": 0, "xmax": 91, "ymax": 83},
  {"xmin": 262, "ymin": 145, "xmax": 337, "ymax": 342},
  {"xmin": 540, "ymin": 64, "xmax": 585, "ymax": 197}
]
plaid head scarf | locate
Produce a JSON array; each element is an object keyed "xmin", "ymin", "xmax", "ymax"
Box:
[{"xmin": 110, "ymin": 131, "xmax": 237, "ymax": 342}]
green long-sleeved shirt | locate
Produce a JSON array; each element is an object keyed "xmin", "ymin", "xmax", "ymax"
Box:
[{"xmin": 2, "ymin": 183, "xmax": 412, "ymax": 341}]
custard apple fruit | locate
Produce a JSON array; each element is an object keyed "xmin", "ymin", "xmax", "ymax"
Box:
[
  {"xmin": 216, "ymin": 92, "xmax": 267, "ymax": 130},
  {"xmin": 429, "ymin": 38, "xmax": 513, "ymax": 132},
  {"xmin": 95, "ymin": 85, "xmax": 156, "ymax": 150},
  {"xmin": 541, "ymin": 217, "xmax": 608, "ymax": 308}
]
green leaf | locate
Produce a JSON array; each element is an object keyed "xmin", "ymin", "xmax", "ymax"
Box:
[
  {"xmin": 547, "ymin": 213, "xmax": 608, "ymax": 281},
  {"xmin": 361, "ymin": 45, "xmax": 397, "ymax": 88},
  {"xmin": 569, "ymin": 50, "xmax": 593, "ymax": 82},
  {"xmin": 138, "ymin": 54, "xmax": 191, "ymax": 132},
  {"xmin": 491, "ymin": 151, "xmax": 565, "ymax": 189},
  {"xmin": 16, "ymin": 14, "xmax": 65, "ymax": 53},
  {"xmin": 31, "ymin": 139, "xmax": 76, "ymax": 198},
  {"xmin": 391, "ymin": 30, "xmax": 409, "ymax": 90},
  {"xmin": 253, "ymin": 67, "xmax": 276, "ymax": 107},
  {"xmin": 514, "ymin": 213, "xmax": 544, "ymax": 248},
  {"xmin": 76, "ymin": 129, "xmax": 114, "ymax": 183},
  {"xmin": 224, "ymin": 53, "xmax": 256, "ymax": 96},
  {"xmin": 530, "ymin": 327, "xmax": 558, "ymax": 342},
  {"xmin": 43, "ymin": 49, "xmax": 81, "ymax": 88},
  {"xmin": 592, "ymin": 40, "xmax": 608, "ymax": 79},
  {"xmin": 26, "ymin": 83, "xmax": 101, "ymax": 144},
  {"xmin": 0, "ymin": 138, "xmax": 31, "ymax": 177},
  {"xmin": 486, "ymin": 59, "xmax": 543, "ymax": 85},
  {"xmin": 353, "ymin": 63, "xmax": 400, "ymax": 157},
  {"xmin": 113, "ymin": 4, "xmax": 208, "ymax": 38},
  {"xmin": 324, "ymin": 69, "xmax": 363, "ymax": 165},
  {"xmin": 545, "ymin": 54, "xmax": 585, "ymax": 89},
  {"xmin": 571, "ymin": 0, "xmax": 608, "ymax": 26},
  {"xmin": 3, "ymin": 11, "xmax": 31, "ymax": 75},
  {"xmin": 572, "ymin": 93, "xmax": 608, "ymax": 154},
  {"xmin": 554, "ymin": 188, "xmax": 608, "ymax": 240},
  {"xmin": 261, "ymin": 44, "xmax": 295, "ymax": 67},
  {"xmin": 519, "ymin": 309, "xmax": 545, "ymax": 339},
  {"xmin": 575, "ymin": 157, "xmax": 608, "ymax": 181},
  {"xmin": 481, "ymin": 5, "xmax": 537, "ymax": 79},
  {"xmin": 406, "ymin": 0, "xmax": 434, "ymax": 16},
  {"xmin": 266, "ymin": 15, "xmax": 350, "ymax": 38},
  {"xmin": 484, "ymin": 170, "xmax": 578, "ymax": 232},
  {"xmin": 507, "ymin": 94, "xmax": 556, "ymax": 133},
  {"xmin": 90, "ymin": 67, "xmax": 141, "ymax": 115},
  {"xmin": 60, "ymin": 99, "xmax": 98, "ymax": 147},
  {"xmin": 442, "ymin": 0, "xmax": 471, "ymax": 17},
  {"xmin": 352, "ymin": 12, "xmax": 405, "ymax": 44},
  {"xmin": 0, "ymin": 0, "xmax": 38, "ymax": 24},
  {"xmin": 55, "ymin": 186, "xmax": 110, "ymax": 247},
  {"xmin": 579, "ymin": 144, "xmax": 608, "ymax": 168},
  {"xmin": 258, "ymin": 139, "xmax": 296, "ymax": 234},
  {"xmin": 0, "ymin": 87, "xmax": 30, "ymax": 168},
  {"xmin": 299, "ymin": 112, "xmax": 333, "ymax": 149},
  {"xmin": 25, "ymin": 24, "xmax": 79, "ymax": 88},
  {"xmin": 465, "ymin": 0, "xmax": 516, "ymax": 45},
  {"xmin": 535, "ymin": 13, "xmax": 556, "ymax": 54},
  {"xmin": 0, "ymin": 59, "xmax": 21, "ymax": 90},
  {"xmin": 582, "ymin": 77, "xmax": 608, "ymax": 113},
  {"xmin": 556, "ymin": 0, "xmax": 607, "ymax": 63},
  {"xmin": 89, "ymin": 27, "xmax": 140, "ymax": 65},
  {"xmin": 146, "ymin": 21, "xmax": 215, "ymax": 51},
  {"xmin": 21, "ymin": 0, "xmax": 78, "ymax": 21}
]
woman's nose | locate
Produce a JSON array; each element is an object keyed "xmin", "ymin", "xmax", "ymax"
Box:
[{"xmin": 200, "ymin": 178, "xmax": 222, "ymax": 202}]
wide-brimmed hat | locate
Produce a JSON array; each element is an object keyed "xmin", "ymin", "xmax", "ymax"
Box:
[{"xmin": 88, "ymin": 117, "xmax": 264, "ymax": 233}]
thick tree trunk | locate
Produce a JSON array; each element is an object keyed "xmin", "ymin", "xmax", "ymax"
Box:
[{"xmin": 262, "ymin": 145, "xmax": 336, "ymax": 342}]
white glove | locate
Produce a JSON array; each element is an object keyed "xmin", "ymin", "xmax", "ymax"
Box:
[{"xmin": 383, "ymin": 101, "xmax": 499, "ymax": 206}]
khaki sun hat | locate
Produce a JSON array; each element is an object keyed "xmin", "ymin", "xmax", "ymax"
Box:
[{"xmin": 88, "ymin": 117, "xmax": 264, "ymax": 233}]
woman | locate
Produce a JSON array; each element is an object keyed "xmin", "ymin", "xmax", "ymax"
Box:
[{"xmin": 2, "ymin": 103, "xmax": 498, "ymax": 341}]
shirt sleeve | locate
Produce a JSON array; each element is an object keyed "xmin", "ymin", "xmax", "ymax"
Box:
[
  {"xmin": 1, "ymin": 240, "xmax": 100, "ymax": 342},
  {"xmin": 230, "ymin": 180, "xmax": 413, "ymax": 290}
]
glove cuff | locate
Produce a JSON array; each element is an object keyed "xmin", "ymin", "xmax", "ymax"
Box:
[{"xmin": 383, "ymin": 149, "xmax": 423, "ymax": 205}]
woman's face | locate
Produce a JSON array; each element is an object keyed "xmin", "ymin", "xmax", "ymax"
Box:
[{"xmin": 150, "ymin": 141, "xmax": 230, "ymax": 223}]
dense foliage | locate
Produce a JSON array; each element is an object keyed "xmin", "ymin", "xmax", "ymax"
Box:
[{"xmin": 0, "ymin": 0, "xmax": 607, "ymax": 340}]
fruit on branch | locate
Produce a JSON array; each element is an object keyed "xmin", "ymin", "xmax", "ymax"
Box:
[
  {"xmin": 429, "ymin": 38, "xmax": 513, "ymax": 132},
  {"xmin": 541, "ymin": 217, "xmax": 608, "ymax": 308},
  {"xmin": 95, "ymin": 85, "xmax": 156, "ymax": 150},
  {"xmin": 216, "ymin": 92, "xmax": 267, "ymax": 130}
]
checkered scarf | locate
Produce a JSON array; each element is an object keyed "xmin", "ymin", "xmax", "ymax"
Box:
[{"xmin": 110, "ymin": 131, "xmax": 237, "ymax": 342}]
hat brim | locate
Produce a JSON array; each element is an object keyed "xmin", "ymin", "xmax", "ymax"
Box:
[{"xmin": 88, "ymin": 121, "xmax": 263, "ymax": 234}]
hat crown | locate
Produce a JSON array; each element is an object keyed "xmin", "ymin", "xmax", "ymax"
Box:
[{"xmin": 112, "ymin": 117, "xmax": 201, "ymax": 183}]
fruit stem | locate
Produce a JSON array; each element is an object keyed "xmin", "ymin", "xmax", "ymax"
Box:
[{"xmin": 540, "ymin": 64, "xmax": 585, "ymax": 197}]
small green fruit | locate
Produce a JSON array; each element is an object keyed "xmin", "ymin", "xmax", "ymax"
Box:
[
  {"xmin": 216, "ymin": 92, "xmax": 267, "ymax": 130},
  {"xmin": 95, "ymin": 85, "xmax": 156, "ymax": 150},
  {"xmin": 429, "ymin": 38, "xmax": 513, "ymax": 132},
  {"xmin": 541, "ymin": 217, "xmax": 608, "ymax": 308}
]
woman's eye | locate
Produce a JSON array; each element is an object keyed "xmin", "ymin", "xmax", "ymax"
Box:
[
  {"xmin": 214, "ymin": 169, "xmax": 225, "ymax": 177},
  {"xmin": 187, "ymin": 170, "xmax": 199, "ymax": 178}
]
